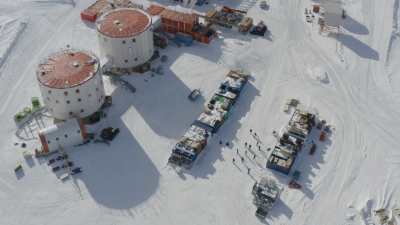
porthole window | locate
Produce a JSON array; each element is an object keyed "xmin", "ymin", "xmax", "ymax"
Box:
[
  {"xmin": 77, "ymin": 130, "xmax": 81, "ymax": 133},
  {"xmin": 66, "ymin": 100, "xmax": 70, "ymax": 104},
  {"xmin": 124, "ymin": 59, "xmax": 128, "ymax": 63},
  {"xmin": 48, "ymin": 90, "xmax": 52, "ymax": 94},
  {"xmin": 64, "ymin": 91, "xmax": 68, "ymax": 96},
  {"xmin": 76, "ymin": 89, "xmax": 80, "ymax": 94},
  {"xmin": 78, "ymin": 98, "xmax": 82, "ymax": 102},
  {"xmin": 80, "ymin": 109, "xmax": 84, "ymax": 113},
  {"xmin": 64, "ymin": 134, "xmax": 68, "ymax": 138},
  {"xmin": 122, "ymin": 40, "xmax": 126, "ymax": 44},
  {"xmin": 132, "ymin": 38, "xmax": 136, "ymax": 42},
  {"xmin": 47, "ymin": 140, "xmax": 51, "ymax": 144},
  {"xmin": 134, "ymin": 58, "xmax": 138, "ymax": 61},
  {"xmin": 55, "ymin": 100, "xmax": 59, "ymax": 103},
  {"xmin": 55, "ymin": 137, "xmax": 59, "ymax": 141},
  {"xmin": 69, "ymin": 112, "xmax": 73, "ymax": 115}
]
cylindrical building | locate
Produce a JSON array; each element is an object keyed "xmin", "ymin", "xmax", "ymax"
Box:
[
  {"xmin": 36, "ymin": 49, "xmax": 105, "ymax": 120},
  {"xmin": 96, "ymin": 8, "xmax": 154, "ymax": 69}
]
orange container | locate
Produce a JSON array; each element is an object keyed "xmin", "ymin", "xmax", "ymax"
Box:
[
  {"xmin": 313, "ymin": 5, "xmax": 320, "ymax": 13},
  {"xmin": 319, "ymin": 131, "xmax": 326, "ymax": 141}
]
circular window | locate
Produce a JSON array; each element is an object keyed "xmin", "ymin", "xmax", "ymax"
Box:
[
  {"xmin": 55, "ymin": 137, "xmax": 59, "ymax": 141},
  {"xmin": 64, "ymin": 91, "xmax": 68, "ymax": 96},
  {"xmin": 55, "ymin": 100, "xmax": 59, "ymax": 103},
  {"xmin": 124, "ymin": 59, "xmax": 128, "ymax": 63},
  {"xmin": 69, "ymin": 112, "xmax": 73, "ymax": 115},
  {"xmin": 80, "ymin": 109, "xmax": 84, "ymax": 113},
  {"xmin": 48, "ymin": 90, "xmax": 52, "ymax": 94},
  {"xmin": 64, "ymin": 134, "xmax": 68, "ymax": 138},
  {"xmin": 66, "ymin": 100, "xmax": 70, "ymax": 104},
  {"xmin": 122, "ymin": 40, "xmax": 126, "ymax": 44},
  {"xmin": 76, "ymin": 89, "xmax": 80, "ymax": 94},
  {"xmin": 78, "ymin": 98, "xmax": 81, "ymax": 102}
]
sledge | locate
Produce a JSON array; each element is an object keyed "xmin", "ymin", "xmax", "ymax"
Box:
[
  {"xmin": 52, "ymin": 166, "xmax": 60, "ymax": 172},
  {"xmin": 309, "ymin": 143, "xmax": 317, "ymax": 155},
  {"xmin": 288, "ymin": 180, "xmax": 302, "ymax": 189},
  {"xmin": 47, "ymin": 158, "xmax": 56, "ymax": 165},
  {"xmin": 59, "ymin": 173, "xmax": 70, "ymax": 181},
  {"xmin": 22, "ymin": 151, "xmax": 32, "ymax": 159},
  {"xmin": 56, "ymin": 155, "xmax": 68, "ymax": 161},
  {"xmin": 61, "ymin": 161, "xmax": 74, "ymax": 169}
]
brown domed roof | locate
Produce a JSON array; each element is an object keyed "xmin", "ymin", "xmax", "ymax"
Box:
[
  {"xmin": 37, "ymin": 50, "xmax": 99, "ymax": 89},
  {"xmin": 97, "ymin": 8, "xmax": 151, "ymax": 38}
]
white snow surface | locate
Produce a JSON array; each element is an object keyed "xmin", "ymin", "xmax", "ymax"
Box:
[{"xmin": 0, "ymin": 0, "xmax": 400, "ymax": 225}]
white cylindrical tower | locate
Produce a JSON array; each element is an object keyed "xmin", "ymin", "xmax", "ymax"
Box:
[
  {"xmin": 96, "ymin": 8, "xmax": 154, "ymax": 69},
  {"xmin": 36, "ymin": 49, "xmax": 105, "ymax": 120}
]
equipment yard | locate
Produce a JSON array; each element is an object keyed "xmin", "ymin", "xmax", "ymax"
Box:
[{"xmin": 0, "ymin": 0, "xmax": 400, "ymax": 225}]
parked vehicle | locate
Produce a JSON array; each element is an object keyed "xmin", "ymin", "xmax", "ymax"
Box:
[
  {"xmin": 250, "ymin": 21, "xmax": 267, "ymax": 36},
  {"xmin": 100, "ymin": 127, "xmax": 120, "ymax": 141},
  {"xmin": 188, "ymin": 89, "xmax": 201, "ymax": 101},
  {"xmin": 14, "ymin": 163, "xmax": 23, "ymax": 172},
  {"xmin": 71, "ymin": 167, "xmax": 82, "ymax": 175}
]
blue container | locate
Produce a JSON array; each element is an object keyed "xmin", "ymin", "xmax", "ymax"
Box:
[{"xmin": 174, "ymin": 33, "xmax": 193, "ymax": 46}]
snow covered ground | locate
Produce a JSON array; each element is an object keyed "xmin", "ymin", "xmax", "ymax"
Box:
[{"xmin": 0, "ymin": 0, "xmax": 400, "ymax": 225}]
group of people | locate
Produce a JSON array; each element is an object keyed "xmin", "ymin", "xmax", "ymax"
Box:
[{"xmin": 232, "ymin": 129, "xmax": 265, "ymax": 175}]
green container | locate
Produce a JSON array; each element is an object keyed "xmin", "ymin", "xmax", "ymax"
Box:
[{"xmin": 31, "ymin": 97, "xmax": 41, "ymax": 111}]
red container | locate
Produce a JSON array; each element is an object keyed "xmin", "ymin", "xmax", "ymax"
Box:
[{"xmin": 81, "ymin": 11, "xmax": 97, "ymax": 22}]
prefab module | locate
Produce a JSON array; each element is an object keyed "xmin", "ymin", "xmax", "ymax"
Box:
[
  {"xmin": 38, "ymin": 119, "xmax": 88, "ymax": 153},
  {"xmin": 96, "ymin": 8, "xmax": 154, "ymax": 69},
  {"xmin": 37, "ymin": 49, "xmax": 105, "ymax": 121}
]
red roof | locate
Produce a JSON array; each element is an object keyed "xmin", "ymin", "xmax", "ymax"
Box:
[
  {"xmin": 97, "ymin": 8, "xmax": 151, "ymax": 38},
  {"xmin": 37, "ymin": 50, "xmax": 98, "ymax": 89},
  {"xmin": 160, "ymin": 8, "xmax": 198, "ymax": 24},
  {"xmin": 147, "ymin": 4, "xmax": 165, "ymax": 16}
]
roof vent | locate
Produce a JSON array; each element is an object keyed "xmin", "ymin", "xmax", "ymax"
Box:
[{"xmin": 72, "ymin": 61, "xmax": 80, "ymax": 68}]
